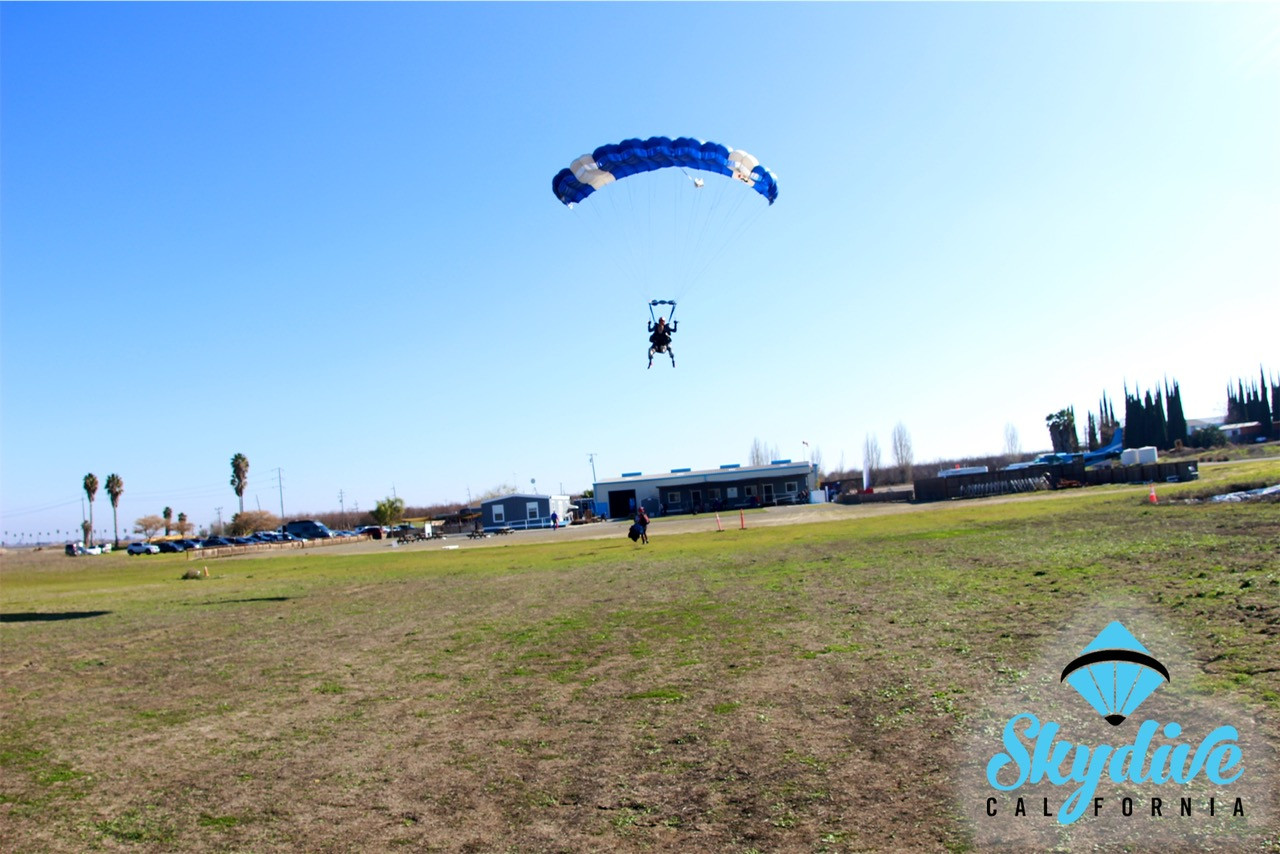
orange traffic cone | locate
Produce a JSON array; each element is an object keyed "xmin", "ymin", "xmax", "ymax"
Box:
[
  {"xmin": 715, "ymin": 513, "xmax": 724, "ymax": 532},
  {"xmin": 739, "ymin": 509, "xmax": 747, "ymax": 530},
  {"xmin": 1149, "ymin": 484, "xmax": 1158, "ymax": 504}
]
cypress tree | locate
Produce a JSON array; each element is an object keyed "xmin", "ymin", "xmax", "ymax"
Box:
[
  {"xmin": 1124, "ymin": 385, "xmax": 1139, "ymax": 447},
  {"xmin": 1166, "ymin": 380, "xmax": 1187, "ymax": 446},
  {"xmin": 1259, "ymin": 368, "xmax": 1271, "ymax": 435},
  {"xmin": 1271, "ymin": 372, "xmax": 1279, "ymax": 424},
  {"xmin": 1155, "ymin": 388, "xmax": 1169, "ymax": 449}
]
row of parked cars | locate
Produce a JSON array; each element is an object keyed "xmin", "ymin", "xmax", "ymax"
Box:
[
  {"xmin": 123, "ymin": 520, "xmax": 371, "ymax": 556},
  {"xmin": 72, "ymin": 520, "xmax": 420, "ymax": 557},
  {"xmin": 125, "ymin": 531, "xmax": 312, "ymax": 555}
]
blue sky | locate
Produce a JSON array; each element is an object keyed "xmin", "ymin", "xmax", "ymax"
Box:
[{"xmin": 2, "ymin": 2, "xmax": 1277, "ymax": 540}]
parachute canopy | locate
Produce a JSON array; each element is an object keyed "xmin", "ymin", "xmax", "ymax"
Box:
[
  {"xmin": 1060, "ymin": 622, "xmax": 1170, "ymax": 726},
  {"xmin": 552, "ymin": 136, "xmax": 779, "ymax": 207}
]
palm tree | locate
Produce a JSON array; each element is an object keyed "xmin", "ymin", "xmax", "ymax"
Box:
[
  {"xmin": 230, "ymin": 453, "xmax": 249, "ymax": 515},
  {"xmin": 163, "ymin": 506, "xmax": 173, "ymax": 536},
  {"xmin": 82, "ymin": 473, "xmax": 99, "ymax": 547},
  {"xmin": 105, "ymin": 473, "xmax": 124, "ymax": 547}
]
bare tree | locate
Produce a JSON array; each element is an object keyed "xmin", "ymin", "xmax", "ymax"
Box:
[
  {"xmin": 227, "ymin": 510, "xmax": 280, "ymax": 537},
  {"xmin": 807, "ymin": 444, "xmax": 824, "ymax": 480},
  {"xmin": 748, "ymin": 438, "xmax": 778, "ymax": 466},
  {"xmin": 891, "ymin": 422, "xmax": 913, "ymax": 484},
  {"xmin": 133, "ymin": 515, "xmax": 166, "ymax": 540},
  {"xmin": 1003, "ymin": 423, "xmax": 1021, "ymax": 459},
  {"xmin": 475, "ymin": 483, "xmax": 516, "ymax": 501},
  {"xmin": 862, "ymin": 433, "xmax": 882, "ymax": 489}
]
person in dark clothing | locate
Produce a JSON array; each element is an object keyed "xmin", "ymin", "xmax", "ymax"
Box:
[
  {"xmin": 647, "ymin": 317, "xmax": 677, "ymax": 369},
  {"xmin": 634, "ymin": 506, "xmax": 650, "ymax": 544}
]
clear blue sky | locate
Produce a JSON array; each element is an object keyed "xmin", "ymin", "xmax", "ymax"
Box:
[{"xmin": 3, "ymin": 2, "xmax": 1277, "ymax": 540}]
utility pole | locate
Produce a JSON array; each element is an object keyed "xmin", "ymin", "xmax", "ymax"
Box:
[
  {"xmin": 588, "ymin": 453, "xmax": 598, "ymax": 484},
  {"xmin": 273, "ymin": 468, "xmax": 285, "ymax": 521},
  {"xmin": 215, "ymin": 506, "xmax": 223, "ymax": 534},
  {"xmin": 338, "ymin": 489, "xmax": 346, "ymax": 528}
]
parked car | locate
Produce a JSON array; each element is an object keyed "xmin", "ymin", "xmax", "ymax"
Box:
[
  {"xmin": 156, "ymin": 541, "xmax": 185, "ymax": 553},
  {"xmin": 127, "ymin": 542, "xmax": 160, "ymax": 555},
  {"xmin": 176, "ymin": 539, "xmax": 202, "ymax": 550},
  {"xmin": 202, "ymin": 537, "xmax": 232, "ymax": 548},
  {"xmin": 65, "ymin": 543, "xmax": 84, "ymax": 556},
  {"xmin": 282, "ymin": 520, "xmax": 333, "ymax": 540}
]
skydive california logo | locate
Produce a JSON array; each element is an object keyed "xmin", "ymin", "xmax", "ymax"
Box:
[
  {"xmin": 984, "ymin": 622, "xmax": 1246, "ymax": 825},
  {"xmin": 1060, "ymin": 622, "xmax": 1169, "ymax": 726}
]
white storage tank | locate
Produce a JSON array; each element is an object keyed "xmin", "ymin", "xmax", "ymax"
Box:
[
  {"xmin": 1120, "ymin": 448, "xmax": 1140, "ymax": 466},
  {"xmin": 1136, "ymin": 446, "xmax": 1159, "ymax": 464}
]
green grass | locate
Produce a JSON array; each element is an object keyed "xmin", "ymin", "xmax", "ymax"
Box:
[{"xmin": 2, "ymin": 457, "xmax": 1277, "ymax": 851}]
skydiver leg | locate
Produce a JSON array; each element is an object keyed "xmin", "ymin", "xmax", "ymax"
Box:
[
  {"xmin": 648, "ymin": 345, "xmax": 655, "ymax": 368},
  {"xmin": 668, "ymin": 346, "xmax": 675, "ymax": 367}
]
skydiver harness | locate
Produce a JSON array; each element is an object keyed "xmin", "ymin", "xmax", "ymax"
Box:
[{"xmin": 647, "ymin": 300, "xmax": 677, "ymax": 368}]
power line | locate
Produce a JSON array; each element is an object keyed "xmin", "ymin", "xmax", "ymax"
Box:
[{"xmin": 273, "ymin": 468, "xmax": 285, "ymax": 520}]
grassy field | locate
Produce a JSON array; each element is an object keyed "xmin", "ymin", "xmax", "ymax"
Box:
[{"xmin": 2, "ymin": 461, "xmax": 1278, "ymax": 852}]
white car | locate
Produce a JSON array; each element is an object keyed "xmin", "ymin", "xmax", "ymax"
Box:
[{"xmin": 126, "ymin": 542, "xmax": 159, "ymax": 555}]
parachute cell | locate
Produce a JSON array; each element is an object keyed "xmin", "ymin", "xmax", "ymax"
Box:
[{"xmin": 552, "ymin": 136, "xmax": 779, "ymax": 207}]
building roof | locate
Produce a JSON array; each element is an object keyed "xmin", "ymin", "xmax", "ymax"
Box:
[
  {"xmin": 480, "ymin": 493, "xmax": 570, "ymax": 504},
  {"xmin": 595, "ymin": 460, "xmax": 811, "ymax": 488}
]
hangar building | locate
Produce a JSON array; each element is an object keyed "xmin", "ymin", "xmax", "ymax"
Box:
[{"xmin": 593, "ymin": 460, "xmax": 817, "ymax": 518}]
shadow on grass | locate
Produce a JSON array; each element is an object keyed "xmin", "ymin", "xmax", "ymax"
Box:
[
  {"xmin": 204, "ymin": 597, "xmax": 292, "ymax": 605},
  {"xmin": 1, "ymin": 610, "xmax": 112, "ymax": 623}
]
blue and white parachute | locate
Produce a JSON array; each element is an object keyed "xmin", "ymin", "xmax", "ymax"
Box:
[
  {"xmin": 550, "ymin": 136, "xmax": 779, "ymax": 318},
  {"xmin": 552, "ymin": 136, "xmax": 779, "ymax": 207}
]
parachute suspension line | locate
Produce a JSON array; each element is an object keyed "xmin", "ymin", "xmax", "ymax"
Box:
[
  {"xmin": 679, "ymin": 176, "xmax": 766, "ymax": 297},
  {"xmin": 665, "ymin": 168, "xmax": 726, "ymax": 304}
]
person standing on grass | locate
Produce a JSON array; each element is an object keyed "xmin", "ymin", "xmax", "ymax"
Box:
[
  {"xmin": 551, "ymin": 511, "xmax": 559, "ymax": 531},
  {"xmin": 634, "ymin": 505, "xmax": 650, "ymax": 544}
]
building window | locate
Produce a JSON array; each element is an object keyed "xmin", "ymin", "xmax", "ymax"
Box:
[
  {"xmin": 667, "ymin": 491, "xmax": 681, "ymax": 505},
  {"xmin": 709, "ymin": 488, "xmax": 721, "ymax": 501},
  {"xmin": 727, "ymin": 487, "xmax": 738, "ymax": 499},
  {"xmin": 526, "ymin": 501, "xmax": 540, "ymax": 520},
  {"xmin": 744, "ymin": 485, "xmax": 757, "ymax": 498},
  {"xmin": 492, "ymin": 505, "xmax": 505, "ymax": 524},
  {"xmin": 785, "ymin": 481, "xmax": 797, "ymax": 493}
]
